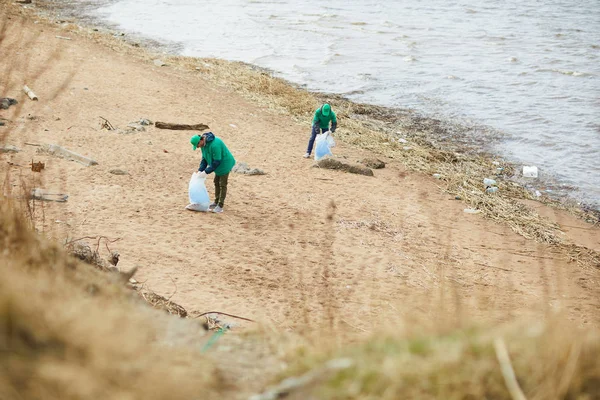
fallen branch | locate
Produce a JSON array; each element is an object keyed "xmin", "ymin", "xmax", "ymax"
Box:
[
  {"xmin": 39, "ymin": 144, "xmax": 98, "ymax": 166},
  {"xmin": 99, "ymin": 116, "xmax": 115, "ymax": 130},
  {"xmin": 23, "ymin": 85, "xmax": 38, "ymax": 101},
  {"xmin": 194, "ymin": 311, "xmax": 255, "ymax": 322},
  {"xmin": 155, "ymin": 121, "xmax": 209, "ymax": 131}
]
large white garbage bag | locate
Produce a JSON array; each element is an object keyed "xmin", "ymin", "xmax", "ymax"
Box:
[
  {"xmin": 314, "ymin": 131, "xmax": 335, "ymax": 161},
  {"xmin": 185, "ymin": 172, "xmax": 210, "ymax": 212}
]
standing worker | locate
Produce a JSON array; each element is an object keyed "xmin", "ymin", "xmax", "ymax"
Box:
[
  {"xmin": 304, "ymin": 103, "xmax": 337, "ymax": 158},
  {"xmin": 190, "ymin": 132, "xmax": 236, "ymax": 213}
]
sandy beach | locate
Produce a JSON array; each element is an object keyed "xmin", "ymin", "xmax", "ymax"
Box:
[{"xmin": 2, "ymin": 2, "xmax": 600, "ymax": 398}]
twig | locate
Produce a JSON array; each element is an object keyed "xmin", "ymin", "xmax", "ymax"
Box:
[
  {"xmin": 99, "ymin": 116, "xmax": 115, "ymax": 130},
  {"xmin": 494, "ymin": 338, "xmax": 527, "ymax": 400},
  {"xmin": 24, "ymin": 142, "xmax": 41, "ymax": 146},
  {"xmin": 166, "ymin": 274, "xmax": 178, "ymax": 301},
  {"xmin": 193, "ymin": 311, "xmax": 255, "ymax": 322}
]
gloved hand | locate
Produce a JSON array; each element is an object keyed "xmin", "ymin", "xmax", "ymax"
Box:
[{"xmin": 198, "ymin": 171, "xmax": 207, "ymax": 179}]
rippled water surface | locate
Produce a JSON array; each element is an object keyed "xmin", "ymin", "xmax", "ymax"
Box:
[{"xmin": 93, "ymin": 0, "xmax": 600, "ymax": 206}]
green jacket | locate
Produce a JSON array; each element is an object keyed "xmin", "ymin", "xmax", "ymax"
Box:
[
  {"xmin": 312, "ymin": 105, "xmax": 337, "ymax": 130},
  {"xmin": 200, "ymin": 134, "xmax": 236, "ymax": 176}
]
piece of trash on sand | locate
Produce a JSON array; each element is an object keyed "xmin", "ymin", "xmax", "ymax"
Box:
[
  {"xmin": 523, "ymin": 166, "xmax": 538, "ymax": 178},
  {"xmin": 432, "ymin": 173, "xmax": 442, "ymax": 179},
  {"xmin": 30, "ymin": 188, "xmax": 68, "ymax": 202},
  {"xmin": 486, "ymin": 187, "xmax": 499, "ymax": 194},
  {"xmin": 463, "ymin": 208, "xmax": 481, "ymax": 214},
  {"xmin": 23, "ymin": 85, "xmax": 38, "ymax": 101}
]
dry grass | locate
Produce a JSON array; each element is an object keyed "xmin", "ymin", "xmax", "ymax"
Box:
[
  {"xmin": 273, "ymin": 319, "xmax": 600, "ymax": 400},
  {"xmin": 0, "ymin": 198, "xmax": 223, "ymax": 400}
]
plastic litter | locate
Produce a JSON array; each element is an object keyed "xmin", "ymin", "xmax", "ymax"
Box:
[
  {"xmin": 186, "ymin": 172, "xmax": 210, "ymax": 212},
  {"xmin": 486, "ymin": 186, "xmax": 499, "ymax": 194},
  {"xmin": 523, "ymin": 166, "xmax": 538, "ymax": 178},
  {"xmin": 483, "ymin": 178, "xmax": 497, "ymax": 186},
  {"xmin": 314, "ymin": 131, "xmax": 335, "ymax": 161},
  {"xmin": 463, "ymin": 208, "xmax": 481, "ymax": 214}
]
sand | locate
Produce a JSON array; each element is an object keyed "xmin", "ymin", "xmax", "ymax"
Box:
[{"xmin": 1, "ymin": 4, "xmax": 599, "ymax": 340}]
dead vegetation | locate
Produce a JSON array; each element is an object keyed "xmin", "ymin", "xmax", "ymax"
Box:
[
  {"xmin": 0, "ymin": 198, "xmax": 222, "ymax": 400},
  {"xmin": 272, "ymin": 319, "xmax": 600, "ymax": 400}
]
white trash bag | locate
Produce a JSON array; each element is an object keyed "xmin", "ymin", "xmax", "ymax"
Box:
[
  {"xmin": 185, "ymin": 172, "xmax": 210, "ymax": 212},
  {"xmin": 314, "ymin": 131, "xmax": 335, "ymax": 161}
]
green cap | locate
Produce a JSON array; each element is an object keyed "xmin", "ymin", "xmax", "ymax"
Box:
[
  {"xmin": 322, "ymin": 103, "xmax": 331, "ymax": 116},
  {"xmin": 190, "ymin": 134, "xmax": 201, "ymax": 150}
]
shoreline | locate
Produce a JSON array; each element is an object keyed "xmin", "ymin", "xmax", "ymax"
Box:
[
  {"xmin": 2, "ymin": 1, "xmax": 599, "ymax": 233},
  {"xmin": 26, "ymin": 0, "xmax": 600, "ymax": 214}
]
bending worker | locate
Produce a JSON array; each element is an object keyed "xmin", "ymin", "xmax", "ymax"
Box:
[
  {"xmin": 304, "ymin": 103, "xmax": 337, "ymax": 158},
  {"xmin": 190, "ymin": 132, "xmax": 236, "ymax": 213}
]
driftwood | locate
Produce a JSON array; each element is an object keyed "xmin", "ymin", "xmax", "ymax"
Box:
[
  {"xmin": 31, "ymin": 188, "xmax": 68, "ymax": 202},
  {"xmin": 155, "ymin": 121, "xmax": 209, "ymax": 131},
  {"xmin": 39, "ymin": 144, "xmax": 98, "ymax": 166},
  {"xmin": 23, "ymin": 85, "xmax": 38, "ymax": 101}
]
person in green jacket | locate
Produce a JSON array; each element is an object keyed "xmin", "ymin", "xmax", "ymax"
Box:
[
  {"xmin": 190, "ymin": 132, "xmax": 236, "ymax": 213},
  {"xmin": 304, "ymin": 103, "xmax": 337, "ymax": 158}
]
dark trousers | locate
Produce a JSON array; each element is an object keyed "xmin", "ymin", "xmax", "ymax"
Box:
[
  {"xmin": 214, "ymin": 173, "xmax": 229, "ymax": 208},
  {"xmin": 306, "ymin": 127, "xmax": 328, "ymax": 155}
]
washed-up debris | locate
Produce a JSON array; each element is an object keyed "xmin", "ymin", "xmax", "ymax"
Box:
[
  {"xmin": 38, "ymin": 144, "xmax": 98, "ymax": 166},
  {"xmin": 0, "ymin": 145, "xmax": 20, "ymax": 153},
  {"xmin": 314, "ymin": 158, "xmax": 374, "ymax": 176},
  {"xmin": 138, "ymin": 290, "xmax": 187, "ymax": 317},
  {"xmin": 155, "ymin": 121, "xmax": 209, "ymax": 131},
  {"xmin": 463, "ymin": 208, "xmax": 481, "ymax": 214},
  {"xmin": 55, "ymin": 35, "xmax": 72, "ymax": 40},
  {"xmin": 125, "ymin": 122, "xmax": 146, "ymax": 132},
  {"xmin": 232, "ymin": 161, "xmax": 265, "ymax": 175},
  {"xmin": 109, "ymin": 169, "xmax": 129, "ymax": 175},
  {"xmin": 153, "ymin": 59, "xmax": 167, "ymax": 67},
  {"xmin": 523, "ymin": 165, "xmax": 538, "ymax": 178},
  {"xmin": 31, "ymin": 161, "xmax": 45, "ymax": 172},
  {"xmin": 361, "ymin": 158, "xmax": 385, "ymax": 169},
  {"xmin": 432, "ymin": 173, "xmax": 442, "ymax": 179},
  {"xmin": 23, "ymin": 85, "xmax": 38, "ymax": 101},
  {"xmin": 0, "ymin": 98, "xmax": 17, "ymax": 109},
  {"xmin": 30, "ymin": 188, "xmax": 68, "ymax": 202},
  {"xmin": 138, "ymin": 118, "xmax": 152, "ymax": 126},
  {"xmin": 99, "ymin": 116, "xmax": 115, "ymax": 130}
]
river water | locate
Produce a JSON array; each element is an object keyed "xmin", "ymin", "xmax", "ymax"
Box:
[{"xmin": 86, "ymin": 0, "xmax": 599, "ymax": 207}]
